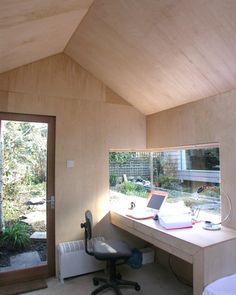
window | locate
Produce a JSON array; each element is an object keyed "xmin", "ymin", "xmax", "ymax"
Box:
[
  {"xmin": 183, "ymin": 149, "xmax": 219, "ymax": 171},
  {"xmin": 109, "ymin": 147, "xmax": 220, "ymax": 222}
]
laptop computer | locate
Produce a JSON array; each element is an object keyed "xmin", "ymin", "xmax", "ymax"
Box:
[{"xmin": 126, "ymin": 190, "xmax": 168, "ymax": 220}]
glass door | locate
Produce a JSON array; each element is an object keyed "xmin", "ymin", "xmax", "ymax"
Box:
[{"xmin": 0, "ymin": 113, "xmax": 55, "ymax": 285}]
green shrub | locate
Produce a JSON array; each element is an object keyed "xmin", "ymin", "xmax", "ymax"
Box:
[
  {"xmin": 22, "ymin": 182, "xmax": 46, "ymax": 196},
  {"xmin": 3, "ymin": 182, "xmax": 20, "ymax": 201},
  {"xmin": 109, "ymin": 175, "xmax": 117, "ymax": 187},
  {"xmin": 184, "ymin": 199, "xmax": 199, "ymax": 208},
  {"xmin": 158, "ymin": 175, "xmax": 180, "ymax": 190},
  {"xmin": 3, "ymin": 201, "xmax": 20, "ymax": 221},
  {"xmin": 109, "ymin": 152, "xmax": 136, "ymax": 164},
  {"xmin": 2, "ymin": 223, "xmax": 30, "ymax": 250},
  {"xmin": 120, "ymin": 181, "xmax": 136, "ymax": 194},
  {"xmin": 119, "ymin": 181, "xmax": 148, "ymax": 198},
  {"xmin": 199, "ymin": 186, "xmax": 220, "ymax": 199}
]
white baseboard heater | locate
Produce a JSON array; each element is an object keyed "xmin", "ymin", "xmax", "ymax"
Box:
[{"xmin": 57, "ymin": 237, "xmax": 105, "ymax": 283}]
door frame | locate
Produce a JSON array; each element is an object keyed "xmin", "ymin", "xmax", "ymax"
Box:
[{"xmin": 0, "ymin": 112, "xmax": 56, "ymax": 285}]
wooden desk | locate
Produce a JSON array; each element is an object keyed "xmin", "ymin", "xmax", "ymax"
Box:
[{"xmin": 110, "ymin": 210, "xmax": 236, "ymax": 295}]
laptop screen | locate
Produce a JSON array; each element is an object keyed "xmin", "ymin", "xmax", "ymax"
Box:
[{"xmin": 147, "ymin": 191, "xmax": 167, "ymax": 211}]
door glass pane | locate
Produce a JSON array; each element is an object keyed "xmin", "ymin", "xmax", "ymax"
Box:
[{"xmin": 0, "ymin": 120, "xmax": 48, "ymax": 272}]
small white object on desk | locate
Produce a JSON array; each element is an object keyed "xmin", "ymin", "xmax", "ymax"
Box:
[{"xmin": 158, "ymin": 214, "xmax": 192, "ymax": 229}]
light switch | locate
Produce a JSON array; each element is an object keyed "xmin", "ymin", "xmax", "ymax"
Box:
[{"xmin": 67, "ymin": 160, "xmax": 74, "ymax": 168}]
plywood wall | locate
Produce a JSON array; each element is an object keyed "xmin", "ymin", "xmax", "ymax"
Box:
[
  {"xmin": 0, "ymin": 53, "xmax": 146, "ymax": 243},
  {"xmin": 147, "ymin": 93, "xmax": 236, "ymax": 229}
]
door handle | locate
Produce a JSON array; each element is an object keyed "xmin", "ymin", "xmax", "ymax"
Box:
[{"xmin": 47, "ymin": 196, "xmax": 55, "ymax": 209}]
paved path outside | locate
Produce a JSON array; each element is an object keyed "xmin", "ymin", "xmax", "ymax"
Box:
[{"xmin": 0, "ymin": 251, "xmax": 46, "ymax": 272}]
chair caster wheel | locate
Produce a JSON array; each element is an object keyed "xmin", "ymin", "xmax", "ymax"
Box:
[
  {"xmin": 93, "ymin": 278, "xmax": 99, "ymax": 286},
  {"xmin": 135, "ymin": 283, "xmax": 141, "ymax": 291}
]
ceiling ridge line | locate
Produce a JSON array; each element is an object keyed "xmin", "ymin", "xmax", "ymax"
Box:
[
  {"xmin": 63, "ymin": 0, "xmax": 96, "ymax": 53},
  {"xmin": 0, "ymin": 7, "xmax": 90, "ymax": 31}
]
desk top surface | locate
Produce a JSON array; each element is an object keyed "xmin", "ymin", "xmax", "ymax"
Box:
[{"xmin": 110, "ymin": 209, "xmax": 236, "ymax": 249}]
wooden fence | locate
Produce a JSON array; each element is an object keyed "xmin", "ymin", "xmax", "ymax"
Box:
[{"xmin": 109, "ymin": 158, "xmax": 150, "ymax": 179}]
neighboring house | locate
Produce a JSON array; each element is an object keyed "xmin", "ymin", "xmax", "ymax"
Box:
[{"xmin": 176, "ymin": 150, "xmax": 220, "ymax": 184}]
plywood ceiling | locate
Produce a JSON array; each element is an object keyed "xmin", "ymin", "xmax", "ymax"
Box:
[
  {"xmin": 2, "ymin": 0, "xmax": 236, "ymax": 115},
  {"xmin": 65, "ymin": 0, "xmax": 236, "ymax": 114},
  {"xmin": 0, "ymin": 0, "xmax": 94, "ymax": 73}
]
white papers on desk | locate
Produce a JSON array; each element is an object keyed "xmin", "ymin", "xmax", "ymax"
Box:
[
  {"xmin": 160, "ymin": 201, "xmax": 191, "ymax": 216},
  {"xmin": 126, "ymin": 209, "xmax": 154, "ymax": 220},
  {"xmin": 159, "ymin": 214, "xmax": 193, "ymax": 229}
]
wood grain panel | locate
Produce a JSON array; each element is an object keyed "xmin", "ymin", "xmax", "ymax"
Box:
[
  {"xmin": 0, "ymin": 0, "xmax": 94, "ymax": 73},
  {"xmin": 105, "ymin": 88, "xmax": 130, "ymax": 106},
  {"xmin": 105, "ymin": 103, "xmax": 146, "ymax": 150},
  {"xmin": 147, "ymin": 92, "xmax": 236, "ymax": 230},
  {"xmin": 0, "ymin": 54, "xmax": 146, "ymax": 244},
  {"xmin": 0, "ymin": 91, "xmax": 8, "ymax": 111},
  {"xmin": 204, "ymin": 239, "xmax": 236, "ymax": 287},
  {"xmin": 66, "ymin": 13, "xmax": 173, "ymax": 114},
  {"xmin": 3, "ymin": 54, "xmax": 104, "ymax": 102},
  {"xmin": 0, "ymin": 72, "xmax": 9, "ymax": 91},
  {"xmin": 66, "ymin": 0, "xmax": 236, "ymax": 114},
  {"xmin": 111, "ymin": 210, "xmax": 236, "ymax": 295},
  {"xmin": 0, "ymin": 0, "xmax": 94, "ymax": 28}
]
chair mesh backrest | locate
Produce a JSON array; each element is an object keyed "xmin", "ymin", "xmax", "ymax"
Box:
[
  {"xmin": 81, "ymin": 210, "xmax": 94, "ymax": 256},
  {"xmin": 85, "ymin": 210, "xmax": 93, "ymax": 240}
]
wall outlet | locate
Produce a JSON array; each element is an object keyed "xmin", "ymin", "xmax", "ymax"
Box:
[{"xmin": 67, "ymin": 160, "xmax": 74, "ymax": 168}]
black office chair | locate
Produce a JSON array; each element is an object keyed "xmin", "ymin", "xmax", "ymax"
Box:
[{"xmin": 81, "ymin": 210, "xmax": 141, "ymax": 295}]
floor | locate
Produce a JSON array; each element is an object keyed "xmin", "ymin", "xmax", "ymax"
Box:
[{"xmin": 26, "ymin": 263, "xmax": 193, "ymax": 295}]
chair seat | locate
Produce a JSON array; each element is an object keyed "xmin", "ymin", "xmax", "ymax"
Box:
[
  {"xmin": 93, "ymin": 240, "xmax": 132, "ymax": 260},
  {"xmin": 81, "ymin": 210, "xmax": 140, "ymax": 294}
]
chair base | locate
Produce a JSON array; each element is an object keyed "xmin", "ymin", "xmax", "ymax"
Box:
[{"xmin": 91, "ymin": 276, "xmax": 140, "ymax": 295}]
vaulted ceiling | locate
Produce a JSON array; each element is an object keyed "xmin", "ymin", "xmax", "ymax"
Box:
[
  {"xmin": 0, "ymin": 0, "xmax": 94, "ymax": 73},
  {"xmin": 1, "ymin": 0, "xmax": 236, "ymax": 114}
]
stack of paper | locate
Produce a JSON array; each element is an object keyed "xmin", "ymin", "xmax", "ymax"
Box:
[
  {"xmin": 159, "ymin": 214, "xmax": 193, "ymax": 229},
  {"xmin": 126, "ymin": 209, "xmax": 154, "ymax": 220}
]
